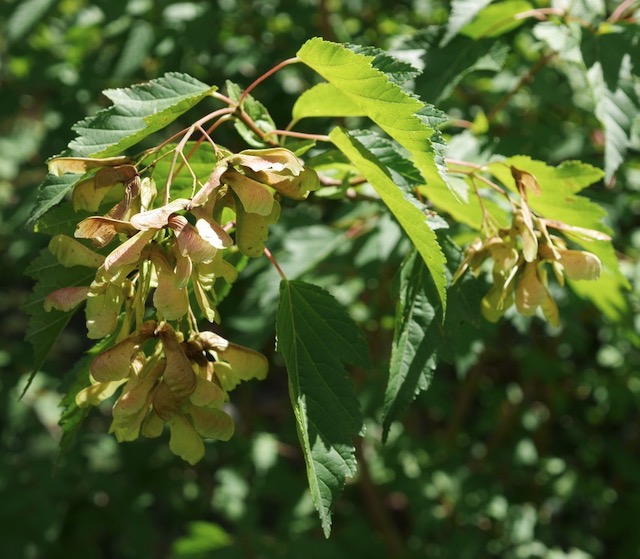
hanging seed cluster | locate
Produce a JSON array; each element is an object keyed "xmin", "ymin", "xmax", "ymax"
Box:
[
  {"xmin": 453, "ymin": 168, "xmax": 603, "ymax": 326},
  {"xmin": 44, "ymin": 147, "xmax": 319, "ymax": 463}
]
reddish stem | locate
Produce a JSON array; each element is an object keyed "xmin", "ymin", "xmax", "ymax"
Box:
[
  {"xmin": 264, "ymin": 247, "xmax": 287, "ymax": 281},
  {"xmin": 239, "ymin": 57, "xmax": 299, "ymax": 106},
  {"xmin": 608, "ymin": 0, "xmax": 638, "ymax": 22}
]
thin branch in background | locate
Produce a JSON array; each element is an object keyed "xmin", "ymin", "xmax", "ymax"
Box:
[
  {"xmin": 355, "ymin": 438, "xmax": 406, "ymax": 559},
  {"xmin": 164, "ymin": 108, "xmax": 234, "ymax": 202},
  {"xmin": 486, "ymin": 52, "xmax": 556, "ymax": 123},
  {"xmin": 270, "ymin": 129, "xmax": 331, "ymax": 142},
  {"xmin": 608, "ymin": 0, "xmax": 639, "ymax": 22},
  {"xmin": 515, "ymin": 7, "xmax": 565, "ymax": 21},
  {"xmin": 264, "ymin": 247, "xmax": 287, "ymax": 281},
  {"xmin": 239, "ymin": 57, "xmax": 299, "ymax": 106}
]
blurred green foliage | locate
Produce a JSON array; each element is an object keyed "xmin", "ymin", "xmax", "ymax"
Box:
[{"xmin": 1, "ymin": 0, "xmax": 639, "ymax": 558}]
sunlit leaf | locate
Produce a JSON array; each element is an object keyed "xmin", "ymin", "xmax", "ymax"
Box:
[
  {"xmin": 330, "ymin": 127, "xmax": 448, "ymax": 311},
  {"xmin": 297, "ymin": 37, "xmax": 451, "ymax": 194},
  {"xmin": 461, "ymin": 0, "xmax": 533, "ymax": 39},
  {"xmin": 441, "ymin": 0, "xmax": 492, "ymax": 45}
]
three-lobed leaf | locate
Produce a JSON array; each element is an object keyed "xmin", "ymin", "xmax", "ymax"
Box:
[
  {"xmin": 276, "ymin": 280, "xmax": 368, "ymax": 537},
  {"xmin": 297, "ymin": 37, "xmax": 451, "ymax": 195}
]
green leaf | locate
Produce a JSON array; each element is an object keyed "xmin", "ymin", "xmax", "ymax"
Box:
[
  {"xmin": 347, "ymin": 129, "xmax": 423, "ymax": 191},
  {"xmin": 27, "ymin": 173, "xmax": 84, "ymax": 228},
  {"xmin": 292, "ymin": 83, "xmax": 364, "ymax": 122},
  {"xmin": 113, "ymin": 20, "xmax": 155, "ymax": 78},
  {"xmin": 292, "ymin": 44, "xmax": 421, "ymax": 121},
  {"xmin": 382, "ymin": 238, "xmax": 491, "ymax": 440},
  {"xmin": 329, "ymin": 127, "xmax": 448, "ymax": 311},
  {"xmin": 413, "ymin": 33, "xmax": 509, "ymax": 104},
  {"xmin": 297, "ymin": 37, "xmax": 450, "ymax": 194},
  {"xmin": 172, "ymin": 521, "xmax": 233, "ymax": 557},
  {"xmin": 383, "ymin": 250, "xmax": 441, "ymax": 441},
  {"xmin": 6, "ymin": 0, "xmax": 55, "ymax": 44},
  {"xmin": 442, "ymin": 0, "xmax": 492, "ymax": 45},
  {"xmin": 581, "ymin": 26, "xmax": 640, "ymax": 180},
  {"xmin": 276, "ymin": 280, "xmax": 368, "ymax": 537},
  {"xmin": 32, "ymin": 202, "xmax": 91, "ymax": 237},
  {"xmin": 68, "ymin": 73, "xmax": 217, "ymax": 158},
  {"xmin": 56, "ymin": 356, "xmax": 92, "ymax": 465},
  {"xmin": 23, "ymin": 250, "xmax": 95, "ymax": 392},
  {"xmin": 345, "ymin": 44, "xmax": 421, "ymax": 84},
  {"xmin": 226, "ymin": 80, "xmax": 276, "ymax": 147},
  {"xmin": 460, "ymin": 0, "xmax": 532, "ymax": 39}
]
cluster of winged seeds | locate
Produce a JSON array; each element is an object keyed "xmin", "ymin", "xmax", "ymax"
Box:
[
  {"xmin": 454, "ymin": 168, "xmax": 603, "ymax": 326},
  {"xmin": 44, "ymin": 147, "xmax": 319, "ymax": 463}
]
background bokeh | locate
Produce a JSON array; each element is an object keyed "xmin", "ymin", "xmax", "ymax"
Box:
[{"xmin": 1, "ymin": 1, "xmax": 639, "ymax": 557}]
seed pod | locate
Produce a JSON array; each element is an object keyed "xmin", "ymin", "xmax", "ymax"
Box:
[
  {"xmin": 112, "ymin": 357, "xmax": 165, "ymax": 420},
  {"xmin": 222, "ymin": 169, "xmax": 275, "ymax": 216},
  {"xmin": 157, "ymin": 323, "xmax": 197, "ymax": 400},
  {"xmin": 198, "ymin": 330, "xmax": 229, "ymax": 352},
  {"xmin": 191, "ymin": 158, "xmax": 229, "ymax": 208},
  {"xmin": 168, "ymin": 415, "xmax": 205, "ymax": 465},
  {"xmin": 75, "ymin": 378, "xmax": 127, "ymax": 408},
  {"xmin": 90, "ymin": 325, "xmax": 155, "ymax": 382},
  {"xmin": 44, "ymin": 286, "xmax": 90, "ymax": 312},
  {"xmin": 48, "ymin": 156, "xmax": 132, "ymax": 176},
  {"xmin": 129, "ymin": 198, "xmax": 190, "ymax": 230},
  {"xmin": 511, "ymin": 166, "xmax": 541, "ymax": 197},
  {"xmin": 110, "ymin": 393, "xmax": 152, "ymax": 442},
  {"xmin": 72, "ymin": 165, "xmax": 138, "ymax": 212},
  {"xmin": 188, "ymin": 406, "xmax": 234, "ymax": 441},
  {"xmin": 141, "ymin": 410, "xmax": 164, "ymax": 438},
  {"xmin": 150, "ymin": 249, "xmax": 189, "ymax": 321},
  {"xmin": 235, "ymin": 197, "xmax": 281, "ymax": 258},
  {"xmin": 152, "ymin": 380, "xmax": 181, "ymax": 421},
  {"xmin": 559, "ymin": 250, "xmax": 602, "ymax": 281},
  {"xmin": 196, "ymin": 252, "xmax": 238, "ymax": 290},
  {"xmin": 214, "ymin": 342, "xmax": 269, "ymax": 392},
  {"xmin": 515, "ymin": 262, "xmax": 549, "ymax": 317},
  {"xmin": 541, "ymin": 291, "xmax": 560, "ymax": 327},
  {"xmin": 75, "ymin": 216, "xmax": 138, "ymax": 245},
  {"xmin": 232, "ymin": 148, "xmax": 319, "ymax": 200},
  {"xmin": 512, "ymin": 210, "xmax": 538, "ymax": 263},
  {"xmin": 189, "ymin": 374, "xmax": 226, "ymax": 408},
  {"xmin": 193, "ymin": 278, "xmax": 218, "ymax": 323},
  {"xmin": 139, "ymin": 177, "xmax": 157, "ymax": 211},
  {"xmin": 168, "ymin": 215, "xmax": 218, "ymax": 263},
  {"xmin": 452, "ymin": 237, "xmax": 485, "ymax": 283},
  {"xmin": 194, "ymin": 216, "xmax": 233, "ymax": 249},
  {"xmin": 103, "ymin": 229, "xmax": 156, "ymax": 276},
  {"xmin": 480, "ymin": 280, "xmax": 515, "ymax": 323},
  {"xmin": 490, "ymin": 243, "xmax": 519, "ymax": 277},
  {"xmin": 86, "ymin": 287, "xmax": 120, "ymax": 339},
  {"xmin": 49, "ymin": 235, "xmax": 105, "ymax": 268}
]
